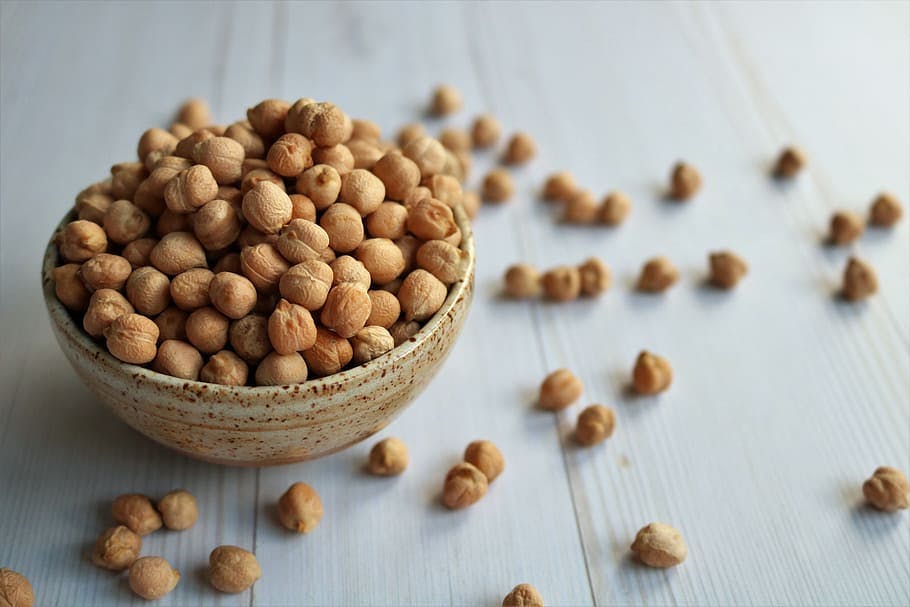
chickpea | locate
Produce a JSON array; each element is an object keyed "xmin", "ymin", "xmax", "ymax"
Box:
[
  {"xmin": 482, "ymin": 168, "xmax": 515, "ymax": 203},
  {"xmin": 436, "ymin": 129, "xmax": 469, "ymax": 155},
  {"xmin": 397, "ymin": 122, "xmax": 426, "ymax": 147},
  {"xmin": 366, "ymin": 202, "xmax": 409, "ymax": 240},
  {"xmin": 398, "ymin": 269, "xmax": 447, "ymax": 321},
  {"xmin": 709, "ymin": 251, "xmax": 748, "ymax": 289},
  {"xmin": 320, "ymin": 283, "xmax": 372, "ymax": 338},
  {"xmin": 828, "ymin": 210, "xmax": 864, "ymax": 245},
  {"xmin": 286, "ymin": 100, "xmax": 347, "ymax": 147},
  {"xmin": 177, "ymin": 97, "xmax": 211, "ymax": 129},
  {"xmin": 372, "ymin": 152, "xmax": 421, "ymax": 201},
  {"xmin": 340, "ymin": 168, "xmax": 385, "ymax": 216},
  {"xmin": 91, "ymin": 525, "xmax": 142, "ymax": 571},
  {"xmin": 53, "ymin": 264, "xmax": 91, "ymax": 311},
  {"xmin": 209, "ymin": 546, "xmax": 261, "ymax": 594},
  {"xmin": 277, "ymin": 482, "xmax": 323, "ymax": 533},
  {"xmin": 137, "ymin": 128, "xmax": 178, "ymax": 163},
  {"xmin": 129, "ymin": 556, "xmax": 180, "ymax": 600},
  {"xmin": 110, "ymin": 161, "xmax": 147, "ymax": 200},
  {"xmin": 578, "ymin": 257, "xmax": 610, "ymax": 296},
  {"xmin": 774, "ymin": 145, "xmax": 806, "ymax": 178},
  {"xmin": 351, "ymin": 118, "xmax": 381, "ymax": 142},
  {"xmin": 112, "ymin": 493, "xmax": 163, "ymax": 536},
  {"xmin": 192, "ymin": 136, "xmax": 245, "ymax": 184},
  {"xmin": 869, "ymin": 192, "xmax": 903, "ymax": 227},
  {"xmin": 169, "ymin": 122, "xmax": 192, "ymax": 138},
  {"xmin": 76, "ymin": 253, "xmax": 130, "ymax": 293},
  {"xmin": 426, "ymin": 174, "xmax": 463, "ymax": 210},
  {"xmin": 366, "ymin": 289, "xmax": 401, "ymax": 329},
  {"xmin": 155, "ymin": 306, "xmax": 188, "ymax": 342},
  {"xmin": 502, "ymin": 132, "xmax": 536, "ymax": 165},
  {"xmin": 237, "ymin": 225, "xmax": 278, "ymax": 248},
  {"xmin": 277, "ymin": 218, "xmax": 330, "ymax": 264},
  {"xmin": 841, "ymin": 256, "xmax": 878, "ymax": 301},
  {"xmin": 213, "ymin": 252, "xmax": 242, "ymax": 274},
  {"xmin": 442, "ymin": 462, "xmax": 488, "ymax": 509},
  {"xmin": 240, "ymin": 243, "xmax": 290, "ymax": 293},
  {"xmin": 59, "ymin": 219, "xmax": 108, "ymax": 262},
  {"xmin": 503, "ymin": 263, "xmax": 540, "ymax": 299},
  {"xmin": 600, "ymin": 190, "xmax": 631, "ymax": 225},
  {"xmin": 76, "ymin": 191, "xmax": 114, "ymax": 224},
  {"xmin": 290, "ymin": 193, "xmax": 317, "ymax": 222},
  {"xmin": 303, "ymin": 327, "xmax": 353, "ymax": 376},
  {"xmin": 268, "ymin": 299, "xmax": 317, "ymax": 354},
  {"xmin": 175, "ymin": 128, "xmax": 216, "ymax": 159},
  {"xmin": 347, "ymin": 138, "xmax": 383, "ymax": 169},
  {"xmin": 320, "ymin": 203, "xmax": 365, "ymax": 253},
  {"xmin": 470, "ymin": 113, "xmax": 501, "ymax": 149},
  {"xmin": 201, "ymin": 350, "xmax": 249, "ymax": 386},
  {"xmin": 153, "ymin": 339, "xmax": 203, "ymax": 380},
  {"xmin": 162, "ymin": 164, "xmax": 218, "ymax": 215},
  {"xmin": 182, "ymin": 307, "xmax": 227, "ymax": 355},
  {"xmin": 247, "ymin": 98, "xmax": 291, "ymax": 139},
  {"xmin": 103, "ymin": 314, "xmax": 157, "ymax": 365},
  {"xmin": 403, "ymin": 136, "xmax": 447, "ymax": 178},
  {"xmin": 267, "ymin": 132, "xmax": 313, "ymax": 177},
  {"xmin": 296, "ymin": 164, "xmax": 342, "ymax": 210},
  {"xmin": 169, "ymin": 268, "xmax": 213, "ymax": 310},
  {"xmin": 230, "ymin": 314, "xmax": 271, "ymax": 364},
  {"xmin": 122, "ymin": 237, "xmax": 158, "ymax": 268},
  {"xmin": 225, "ymin": 122, "xmax": 266, "ymax": 159},
  {"xmin": 403, "ymin": 185, "xmax": 433, "ymax": 209},
  {"xmin": 255, "ymin": 351, "xmax": 308, "ymax": 385},
  {"xmin": 157, "ymin": 489, "xmax": 198, "ymax": 530},
  {"xmin": 574, "ymin": 404, "xmax": 616, "ymax": 446},
  {"xmin": 84, "ymin": 289, "xmax": 134, "ymax": 337},
  {"xmin": 125, "ymin": 266, "xmax": 171, "ymax": 316},
  {"xmin": 407, "ymin": 198, "xmax": 457, "ymax": 241},
  {"xmin": 279, "ymin": 260, "xmax": 333, "ymax": 310},
  {"xmin": 241, "ymin": 167, "xmax": 285, "ymax": 196},
  {"xmin": 429, "ymin": 83, "xmax": 462, "ymax": 115},
  {"xmin": 351, "ymin": 325, "xmax": 394, "ymax": 364},
  {"xmin": 541, "ymin": 266, "xmax": 581, "ymax": 301},
  {"xmin": 863, "ymin": 466, "xmax": 909, "ymax": 511},
  {"xmin": 355, "ymin": 238, "xmax": 405, "ymax": 284},
  {"xmin": 395, "ymin": 235, "xmax": 421, "ymax": 273},
  {"xmin": 368, "ymin": 437, "xmax": 409, "ymax": 475},
  {"xmin": 542, "ymin": 171, "xmax": 576, "ymax": 202},
  {"xmin": 194, "ymin": 198, "xmax": 242, "ymax": 250},
  {"xmin": 156, "ymin": 208, "xmax": 192, "ymax": 237},
  {"xmin": 502, "ymin": 583, "xmax": 544, "ymax": 607},
  {"xmin": 636, "ymin": 256, "xmax": 678, "ymax": 293},
  {"xmin": 563, "ymin": 190, "xmax": 598, "ymax": 224},
  {"xmin": 242, "ymin": 181, "xmax": 293, "ymax": 235},
  {"xmin": 102, "ymin": 199, "xmax": 151, "ymax": 245},
  {"xmin": 631, "ymin": 523, "xmax": 687, "ymax": 568},
  {"xmin": 312, "ymin": 143, "xmax": 355, "ymax": 176},
  {"xmin": 389, "ymin": 319, "xmax": 421, "ymax": 346},
  {"xmin": 632, "ymin": 351, "xmax": 673, "ymax": 395},
  {"xmin": 150, "ymin": 232, "xmax": 207, "ymax": 275},
  {"xmin": 0, "ymin": 568, "xmax": 34, "ymax": 607},
  {"xmin": 416, "ymin": 239, "xmax": 467, "ymax": 285},
  {"xmin": 539, "ymin": 368, "xmax": 583, "ymax": 410},
  {"xmin": 210, "ymin": 272, "xmax": 258, "ymax": 319},
  {"xmin": 669, "ymin": 161, "xmax": 701, "ymax": 200},
  {"xmin": 464, "ymin": 440, "xmax": 505, "ymax": 482}
]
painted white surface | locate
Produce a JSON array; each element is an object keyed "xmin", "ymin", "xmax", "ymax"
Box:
[{"xmin": 1, "ymin": 1, "xmax": 908, "ymax": 605}]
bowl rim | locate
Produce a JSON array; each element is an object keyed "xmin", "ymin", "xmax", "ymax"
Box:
[{"xmin": 42, "ymin": 205, "xmax": 475, "ymax": 398}]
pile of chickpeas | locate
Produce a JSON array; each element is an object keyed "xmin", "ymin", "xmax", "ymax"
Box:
[{"xmin": 52, "ymin": 96, "xmax": 475, "ymax": 386}]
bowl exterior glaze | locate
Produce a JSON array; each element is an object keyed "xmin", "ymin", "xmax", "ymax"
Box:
[{"xmin": 42, "ymin": 211, "xmax": 474, "ymax": 466}]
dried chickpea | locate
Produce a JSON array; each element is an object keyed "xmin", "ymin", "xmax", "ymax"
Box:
[
  {"xmin": 774, "ymin": 145, "xmax": 806, "ymax": 178},
  {"xmin": 163, "ymin": 164, "xmax": 219, "ymax": 215},
  {"xmin": 574, "ymin": 405, "xmax": 616, "ymax": 446},
  {"xmin": 53, "ymin": 264, "xmax": 91, "ymax": 311},
  {"xmin": 104, "ymin": 199, "xmax": 151, "ymax": 245},
  {"xmin": 195, "ymin": 199, "xmax": 241, "ymax": 250},
  {"xmin": 170, "ymin": 122, "xmax": 193, "ymax": 140},
  {"xmin": 869, "ymin": 192, "xmax": 903, "ymax": 227},
  {"xmin": 563, "ymin": 190, "xmax": 598, "ymax": 224},
  {"xmin": 416, "ymin": 239, "xmax": 467, "ymax": 285},
  {"xmin": 78, "ymin": 253, "xmax": 131, "ymax": 292},
  {"xmin": 863, "ymin": 466, "xmax": 909, "ymax": 511},
  {"xmin": 157, "ymin": 489, "xmax": 198, "ymax": 530},
  {"xmin": 841, "ymin": 257, "xmax": 878, "ymax": 301},
  {"xmin": 503, "ymin": 132, "xmax": 536, "ymax": 165},
  {"xmin": 241, "ymin": 168, "xmax": 285, "ymax": 196},
  {"xmin": 280, "ymin": 260, "xmax": 333, "ymax": 310},
  {"xmin": 76, "ymin": 191, "xmax": 114, "ymax": 224},
  {"xmin": 709, "ymin": 251, "xmax": 748, "ymax": 289},
  {"xmin": 268, "ymin": 299, "xmax": 316, "ymax": 354},
  {"xmin": 193, "ymin": 136, "xmax": 245, "ymax": 184},
  {"xmin": 542, "ymin": 171, "xmax": 576, "ymax": 202},
  {"xmin": 242, "ymin": 181, "xmax": 293, "ymax": 234},
  {"xmin": 303, "ymin": 327, "xmax": 353, "ymax": 376},
  {"xmin": 287, "ymin": 101, "xmax": 347, "ymax": 147},
  {"xmin": 255, "ymin": 351, "xmax": 308, "ymax": 385},
  {"xmin": 129, "ymin": 556, "xmax": 180, "ymax": 600},
  {"xmin": 407, "ymin": 198, "xmax": 457, "ymax": 241},
  {"xmin": 471, "ymin": 113, "xmax": 501, "ymax": 149},
  {"xmin": 91, "ymin": 525, "xmax": 142, "ymax": 571},
  {"xmin": 403, "ymin": 136, "xmax": 447, "ymax": 178},
  {"xmin": 502, "ymin": 583, "xmax": 544, "ymax": 607},
  {"xmin": 341, "ymin": 168, "xmax": 386, "ymax": 216},
  {"xmin": 636, "ymin": 256, "xmax": 678, "ymax": 293},
  {"xmin": 156, "ymin": 209, "xmax": 192, "ymax": 237},
  {"xmin": 430, "ymin": 84, "xmax": 462, "ymax": 115},
  {"xmin": 247, "ymin": 98, "xmax": 290, "ymax": 139},
  {"xmin": 240, "ymin": 243, "xmax": 290, "ymax": 292},
  {"xmin": 320, "ymin": 203, "xmax": 365, "ymax": 252},
  {"xmin": 170, "ymin": 268, "xmax": 213, "ymax": 310},
  {"xmin": 539, "ymin": 368, "xmax": 583, "ymax": 410},
  {"xmin": 482, "ymin": 168, "xmax": 514, "ymax": 203},
  {"xmin": 389, "ymin": 319, "xmax": 421, "ymax": 346},
  {"xmin": 442, "ymin": 462, "xmax": 488, "ymax": 509},
  {"xmin": 502, "ymin": 263, "xmax": 540, "ymax": 299},
  {"xmin": 426, "ymin": 174, "xmax": 463, "ymax": 209},
  {"xmin": 237, "ymin": 225, "xmax": 278, "ymax": 248},
  {"xmin": 373, "ymin": 152, "xmax": 421, "ymax": 201},
  {"xmin": 397, "ymin": 122, "xmax": 426, "ymax": 147},
  {"xmin": 398, "ymin": 269, "xmax": 447, "ymax": 321},
  {"xmin": 632, "ymin": 351, "xmax": 673, "ymax": 395},
  {"xmin": 368, "ymin": 437, "xmax": 409, "ymax": 475},
  {"xmin": 209, "ymin": 546, "xmax": 261, "ymax": 594},
  {"xmin": 541, "ymin": 266, "xmax": 581, "ymax": 302},
  {"xmin": 403, "ymin": 185, "xmax": 432, "ymax": 209},
  {"xmin": 366, "ymin": 290, "xmax": 401, "ymax": 329},
  {"xmin": 356, "ymin": 238, "xmax": 406, "ymax": 284},
  {"xmin": 631, "ymin": 523, "xmax": 687, "ymax": 568},
  {"xmin": 137, "ymin": 128, "xmax": 178, "ymax": 162},
  {"xmin": 290, "ymin": 193, "xmax": 317, "ymax": 222},
  {"xmin": 150, "ymin": 232, "xmax": 207, "ymax": 275},
  {"xmin": 0, "ymin": 568, "xmax": 33, "ymax": 607},
  {"xmin": 578, "ymin": 257, "xmax": 610, "ymax": 296},
  {"xmin": 351, "ymin": 118, "xmax": 381, "ymax": 141},
  {"xmin": 201, "ymin": 350, "xmax": 249, "ymax": 386},
  {"xmin": 230, "ymin": 314, "xmax": 271, "ymax": 364},
  {"xmin": 277, "ymin": 482, "xmax": 323, "ymax": 533},
  {"xmin": 267, "ymin": 132, "xmax": 313, "ymax": 177},
  {"xmin": 462, "ymin": 190, "xmax": 480, "ymax": 219},
  {"xmin": 76, "ymin": 178, "xmax": 113, "ymax": 199},
  {"xmin": 210, "ymin": 272, "xmax": 258, "ymax": 319},
  {"xmin": 186, "ymin": 306, "xmax": 230, "ymax": 353},
  {"xmin": 464, "ymin": 440, "xmax": 504, "ymax": 482},
  {"xmin": 225, "ymin": 122, "xmax": 266, "ymax": 159},
  {"xmin": 213, "ymin": 252, "xmax": 242, "ymax": 274},
  {"xmin": 296, "ymin": 164, "xmax": 342, "ymax": 210},
  {"xmin": 320, "ymin": 283, "xmax": 372, "ymax": 338},
  {"xmin": 312, "ymin": 143, "xmax": 355, "ymax": 176},
  {"xmin": 275, "ymin": 218, "xmax": 329, "ymax": 264},
  {"xmin": 112, "ymin": 493, "xmax": 163, "ymax": 536},
  {"xmin": 242, "ymin": 156, "xmax": 270, "ymax": 177},
  {"xmin": 153, "ymin": 339, "xmax": 203, "ymax": 380},
  {"xmin": 669, "ymin": 161, "xmax": 701, "ymax": 200},
  {"xmin": 438, "ymin": 127, "xmax": 471, "ymax": 153},
  {"xmin": 351, "ymin": 325, "xmax": 394, "ymax": 364},
  {"xmin": 828, "ymin": 210, "xmax": 864, "ymax": 245},
  {"xmin": 154, "ymin": 306, "xmax": 188, "ymax": 342},
  {"xmin": 366, "ymin": 202, "xmax": 408, "ymax": 240},
  {"xmin": 395, "ymin": 235, "xmax": 421, "ymax": 273},
  {"xmin": 111, "ymin": 162, "xmax": 147, "ymax": 200},
  {"xmin": 123, "ymin": 237, "xmax": 158, "ymax": 268},
  {"xmin": 599, "ymin": 191, "xmax": 631, "ymax": 226},
  {"xmin": 177, "ymin": 97, "xmax": 211, "ymax": 129},
  {"xmin": 347, "ymin": 138, "xmax": 383, "ymax": 169},
  {"xmin": 121, "ymin": 266, "xmax": 170, "ymax": 317},
  {"xmin": 175, "ymin": 128, "xmax": 215, "ymax": 159},
  {"xmin": 84, "ymin": 289, "xmax": 134, "ymax": 337},
  {"xmin": 59, "ymin": 219, "xmax": 108, "ymax": 262}
]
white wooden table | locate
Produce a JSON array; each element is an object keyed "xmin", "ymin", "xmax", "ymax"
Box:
[{"xmin": 1, "ymin": 1, "xmax": 908, "ymax": 605}]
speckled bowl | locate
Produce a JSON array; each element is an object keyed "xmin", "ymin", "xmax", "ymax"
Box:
[{"xmin": 42, "ymin": 208, "xmax": 474, "ymax": 466}]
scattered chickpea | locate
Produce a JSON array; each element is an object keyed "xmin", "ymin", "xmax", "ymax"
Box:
[
  {"xmin": 277, "ymin": 482, "xmax": 323, "ymax": 533},
  {"xmin": 164, "ymin": 164, "xmax": 219, "ymax": 214},
  {"xmin": 464, "ymin": 440, "xmax": 504, "ymax": 482},
  {"xmin": 156, "ymin": 489, "xmax": 199, "ymax": 530},
  {"xmin": 242, "ymin": 181, "xmax": 293, "ymax": 234},
  {"xmin": 503, "ymin": 263, "xmax": 540, "ymax": 299},
  {"xmin": 313, "ymin": 143, "xmax": 355, "ymax": 176},
  {"xmin": 669, "ymin": 161, "xmax": 701, "ymax": 200},
  {"xmin": 356, "ymin": 238, "xmax": 406, "ymax": 284},
  {"xmin": 599, "ymin": 191, "xmax": 631, "ymax": 226},
  {"xmin": 416, "ymin": 239, "xmax": 467, "ymax": 285},
  {"xmin": 193, "ymin": 136, "xmax": 245, "ymax": 184},
  {"xmin": 774, "ymin": 145, "xmax": 806, "ymax": 178},
  {"xmin": 430, "ymin": 84, "xmax": 462, "ymax": 116},
  {"xmin": 398, "ymin": 269, "xmax": 448, "ymax": 321},
  {"xmin": 438, "ymin": 128, "xmax": 471, "ymax": 154},
  {"xmin": 828, "ymin": 210, "xmax": 864, "ymax": 245},
  {"xmin": 630, "ymin": 522, "xmax": 687, "ymax": 568},
  {"xmin": 403, "ymin": 136, "xmax": 447, "ymax": 178},
  {"xmin": 247, "ymin": 98, "xmax": 290, "ymax": 139},
  {"xmin": 268, "ymin": 298, "xmax": 317, "ymax": 354},
  {"xmin": 636, "ymin": 256, "xmax": 678, "ymax": 293},
  {"xmin": 397, "ymin": 122, "xmax": 426, "ymax": 148},
  {"xmin": 53, "ymin": 264, "xmax": 91, "ymax": 311},
  {"xmin": 539, "ymin": 368, "xmax": 583, "ymax": 411},
  {"xmin": 482, "ymin": 168, "xmax": 515, "ymax": 203},
  {"xmin": 574, "ymin": 405, "xmax": 616, "ymax": 446},
  {"xmin": 150, "ymin": 231, "xmax": 208, "ymax": 275},
  {"xmin": 280, "ymin": 260, "xmax": 333, "ymax": 310},
  {"xmin": 841, "ymin": 257, "xmax": 878, "ymax": 301},
  {"xmin": 255, "ymin": 351, "xmax": 309, "ymax": 385},
  {"xmin": 229, "ymin": 314, "xmax": 272, "ymax": 364},
  {"xmin": 351, "ymin": 325, "xmax": 395, "ymax": 364},
  {"xmin": 632, "ymin": 351, "xmax": 673, "ymax": 395},
  {"xmin": 869, "ymin": 192, "xmax": 903, "ymax": 227},
  {"xmin": 91, "ymin": 525, "xmax": 142, "ymax": 571},
  {"xmin": 471, "ymin": 113, "xmax": 501, "ymax": 149},
  {"xmin": 129, "ymin": 556, "xmax": 180, "ymax": 600},
  {"xmin": 208, "ymin": 546, "xmax": 261, "ymax": 594},
  {"xmin": 200, "ymin": 350, "xmax": 249, "ymax": 386},
  {"xmin": 563, "ymin": 190, "xmax": 598, "ymax": 224},
  {"xmin": 0, "ymin": 568, "xmax": 34, "ymax": 607},
  {"xmin": 407, "ymin": 198, "xmax": 458, "ymax": 241},
  {"xmin": 542, "ymin": 171, "xmax": 576, "ymax": 202},
  {"xmin": 367, "ymin": 437, "xmax": 409, "ymax": 475},
  {"xmin": 153, "ymin": 339, "xmax": 204, "ymax": 380},
  {"xmin": 442, "ymin": 462, "xmax": 488, "ymax": 509},
  {"xmin": 320, "ymin": 202, "xmax": 365, "ymax": 253},
  {"xmin": 155, "ymin": 307, "xmax": 189, "ymax": 342},
  {"xmin": 176, "ymin": 97, "xmax": 211, "ymax": 130},
  {"xmin": 59, "ymin": 219, "xmax": 108, "ymax": 262},
  {"xmin": 502, "ymin": 132, "xmax": 536, "ymax": 165},
  {"xmin": 210, "ymin": 272, "xmax": 258, "ymax": 319},
  {"xmin": 123, "ymin": 237, "xmax": 159, "ymax": 269},
  {"xmin": 267, "ymin": 133, "xmax": 313, "ymax": 177},
  {"xmin": 709, "ymin": 251, "xmax": 748, "ymax": 289},
  {"xmin": 240, "ymin": 243, "xmax": 290, "ymax": 292},
  {"xmin": 112, "ymin": 493, "xmax": 163, "ymax": 536},
  {"xmin": 321, "ymin": 283, "xmax": 372, "ymax": 338},
  {"xmin": 863, "ymin": 466, "xmax": 909, "ymax": 511},
  {"xmin": 303, "ymin": 326, "xmax": 353, "ymax": 375},
  {"xmin": 577, "ymin": 257, "xmax": 610, "ymax": 297},
  {"xmin": 541, "ymin": 266, "xmax": 581, "ymax": 301},
  {"xmin": 126, "ymin": 266, "xmax": 172, "ymax": 316},
  {"xmin": 502, "ymin": 583, "xmax": 544, "ymax": 607}
]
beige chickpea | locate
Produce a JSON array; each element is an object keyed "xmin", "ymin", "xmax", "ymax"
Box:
[
  {"xmin": 76, "ymin": 191, "xmax": 114, "ymax": 224},
  {"xmin": 464, "ymin": 440, "xmax": 505, "ymax": 482},
  {"xmin": 225, "ymin": 122, "xmax": 266, "ymax": 159},
  {"xmin": 267, "ymin": 132, "xmax": 313, "ymax": 177},
  {"xmin": 186, "ymin": 306, "xmax": 230, "ymax": 353},
  {"xmin": 539, "ymin": 368, "xmax": 583, "ymax": 411},
  {"xmin": 599, "ymin": 191, "xmax": 631, "ymax": 225},
  {"xmin": 137, "ymin": 128, "xmax": 178, "ymax": 162},
  {"xmin": 340, "ymin": 168, "xmax": 385, "ymax": 216},
  {"xmin": 208, "ymin": 546, "xmax": 260, "ymax": 594},
  {"xmin": 157, "ymin": 489, "xmax": 198, "ymax": 530},
  {"xmin": 54, "ymin": 264, "xmax": 91, "ymax": 311},
  {"xmin": 542, "ymin": 171, "xmax": 576, "ymax": 202},
  {"xmin": 482, "ymin": 168, "xmax": 515, "ymax": 203},
  {"xmin": 442, "ymin": 462, "xmax": 488, "ymax": 509},
  {"xmin": 209, "ymin": 272, "xmax": 258, "ymax": 319},
  {"xmin": 372, "ymin": 152, "xmax": 421, "ymax": 201},
  {"xmin": 574, "ymin": 404, "xmax": 616, "ymax": 446},
  {"xmin": 347, "ymin": 138, "xmax": 383, "ymax": 169},
  {"xmin": 192, "ymin": 136, "xmax": 245, "ymax": 184},
  {"xmin": 150, "ymin": 232, "xmax": 207, "ymax": 275},
  {"xmin": 79, "ymin": 253, "xmax": 132, "ymax": 292},
  {"xmin": 828, "ymin": 210, "xmax": 864, "ymax": 245},
  {"xmin": 366, "ymin": 290, "xmax": 401, "ymax": 329},
  {"xmin": 59, "ymin": 219, "xmax": 108, "ymax": 262},
  {"xmin": 286, "ymin": 101, "xmax": 347, "ymax": 147},
  {"xmin": 279, "ymin": 260, "xmax": 333, "ymax": 311},
  {"xmin": 438, "ymin": 128, "xmax": 471, "ymax": 154},
  {"xmin": 112, "ymin": 493, "xmax": 163, "ymax": 535},
  {"xmin": 351, "ymin": 118, "xmax": 381, "ymax": 142},
  {"xmin": 389, "ymin": 319, "xmax": 421, "ymax": 346},
  {"xmin": 709, "ymin": 251, "xmax": 748, "ymax": 289},
  {"xmin": 430, "ymin": 84, "xmax": 462, "ymax": 115},
  {"xmin": 103, "ymin": 199, "xmax": 151, "ymax": 245},
  {"xmin": 841, "ymin": 256, "xmax": 878, "ymax": 301},
  {"xmin": 296, "ymin": 164, "xmax": 342, "ymax": 210},
  {"xmin": 332, "ymin": 255, "xmax": 372, "ymax": 289},
  {"xmin": 194, "ymin": 199, "xmax": 241, "ymax": 250},
  {"xmin": 170, "ymin": 268, "xmax": 213, "ymax": 310},
  {"xmin": 268, "ymin": 298, "xmax": 317, "ymax": 354},
  {"xmin": 669, "ymin": 161, "xmax": 701, "ymax": 200},
  {"xmin": 230, "ymin": 314, "xmax": 272, "ymax": 364},
  {"xmin": 407, "ymin": 198, "xmax": 457, "ymax": 241},
  {"xmin": 320, "ymin": 283, "xmax": 372, "ymax": 338},
  {"xmin": 242, "ymin": 181, "xmax": 293, "ymax": 234},
  {"xmin": 277, "ymin": 218, "xmax": 331, "ymax": 264},
  {"xmin": 177, "ymin": 97, "xmax": 211, "ymax": 129},
  {"xmin": 416, "ymin": 239, "xmax": 467, "ymax": 285},
  {"xmin": 277, "ymin": 482, "xmax": 323, "ymax": 533},
  {"xmin": 320, "ymin": 202, "xmax": 364, "ymax": 253},
  {"xmin": 356, "ymin": 238, "xmax": 406, "ymax": 284},
  {"xmin": 396, "ymin": 122, "xmax": 426, "ymax": 148},
  {"xmin": 503, "ymin": 263, "xmax": 540, "ymax": 299},
  {"xmin": 869, "ymin": 192, "xmax": 903, "ymax": 227},
  {"xmin": 164, "ymin": 164, "xmax": 219, "ymax": 214},
  {"xmin": 255, "ymin": 351, "xmax": 308, "ymax": 385},
  {"xmin": 637, "ymin": 256, "xmax": 678, "ymax": 293},
  {"xmin": 541, "ymin": 266, "xmax": 581, "ymax": 301},
  {"xmin": 84, "ymin": 289, "xmax": 134, "ymax": 337},
  {"xmin": 502, "ymin": 132, "xmax": 536, "ymax": 165},
  {"xmin": 351, "ymin": 325, "xmax": 395, "ymax": 364},
  {"xmin": 175, "ymin": 128, "xmax": 216, "ymax": 159},
  {"xmin": 155, "ymin": 306, "xmax": 188, "ymax": 342},
  {"xmin": 632, "ymin": 351, "xmax": 673, "ymax": 395},
  {"xmin": 403, "ymin": 136, "xmax": 447, "ymax": 178},
  {"xmin": 125, "ymin": 266, "xmax": 170, "ymax": 315},
  {"xmin": 863, "ymin": 466, "xmax": 909, "ymax": 511},
  {"xmin": 426, "ymin": 174, "xmax": 463, "ymax": 210},
  {"xmin": 403, "ymin": 185, "xmax": 433, "ymax": 209},
  {"xmin": 201, "ymin": 350, "xmax": 249, "ymax": 386},
  {"xmin": 128, "ymin": 556, "xmax": 180, "ymax": 600},
  {"xmin": 153, "ymin": 339, "xmax": 204, "ymax": 380},
  {"xmin": 156, "ymin": 209, "xmax": 193, "ymax": 237},
  {"xmin": 110, "ymin": 162, "xmax": 147, "ymax": 200},
  {"xmin": 368, "ymin": 437, "xmax": 408, "ymax": 475},
  {"xmin": 237, "ymin": 225, "xmax": 278, "ymax": 248},
  {"xmin": 290, "ymin": 193, "xmax": 317, "ymax": 222},
  {"xmin": 303, "ymin": 327, "xmax": 353, "ymax": 376},
  {"xmin": 240, "ymin": 243, "xmax": 290, "ymax": 293},
  {"xmin": 122, "ymin": 237, "xmax": 158, "ymax": 268},
  {"xmin": 247, "ymin": 98, "xmax": 291, "ymax": 139},
  {"xmin": 563, "ymin": 190, "xmax": 598, "ymax": 223},
  {"xmin": 241, "ymin": 155, "xmax": 269, "ymax": 177},
  {"xmin": 213, "ymin": 252, "xmax": 242, "ymax": 274},
  {"xmin": 366, "ymin": 202, "xmax": 409, "ymax": 240},
  {"xmin": 774, "ymin": 145, "xmax": 806, "ymax": 178},
  {"xmin": 0, "ymin": 568, "xmax": 34, "ymax": 607},
  {"xmin": 92, "ymin": 525, "xmax": 142, "ymax": 571},
  {"xmin": 312, "ymin": 143, "xmax": 355, "ymax": 176},
  {"xmin": 631, "ymin": 523, "xmax": 687, "ymax": 568},
  {"xmin": 470, "ymin": 113, "xmax": 501, "ymax": 149},
  {"xmin": 76, "ymin": 178, "xmax": 113, "ymax": 200},
  {"xmin": 398, "ymin": 269, "xmax": 447, "ymax": 321},
  {"xmin": 395, "ymin": 235, "xmax": 421, "ymax": 273},
  {"xmin": 502, "ymin": 583, "xmax": 544, "ymax": 607},
  {"xmin": 578, "ymin": 257, "xmax": 611, "ymax": 296},
  {"xmin": 453, "ymin": 149, "xmax": 472, "ymax": 181},
  {"xmin": 241, "ymin": 167, "xmax": 285, "ymax": 196}
]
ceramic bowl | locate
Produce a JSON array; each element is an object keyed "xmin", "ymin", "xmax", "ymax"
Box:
[{"xmin": 42, "ymin": 208, "xmax": 474, "ymax": 466}]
